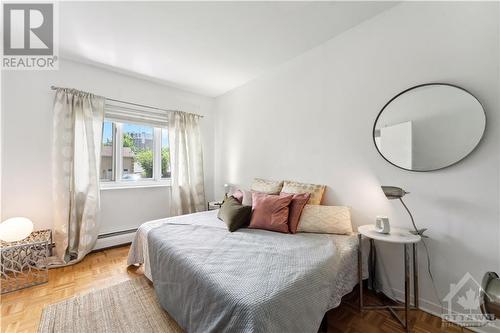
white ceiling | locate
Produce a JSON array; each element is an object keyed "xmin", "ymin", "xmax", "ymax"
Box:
[{"xmin": 60, "ymin": 2, "xmax": 396, "ymax": 97}]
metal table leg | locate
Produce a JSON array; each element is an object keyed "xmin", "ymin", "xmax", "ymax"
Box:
[
  {"xmin": 413, "ymin": 243, "xmax": 419, "ymax": 309},
  {"xmin": 358, "ymin": 233, "xmax": 363, "ymax": 312},
  {"xmin": 360, "ymin": 236, "xmax": 418, "ymax": 332},
  {"xmin": 404, "ymin": 244, "xmax": 410, "ymax": 332},
  {"xmin": 368, "ymin": 239, "xmax": 376, "ymax": 290}
]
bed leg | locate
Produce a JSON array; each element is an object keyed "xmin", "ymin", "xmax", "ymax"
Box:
[{"xmin": 319, "ymin": 313, "xmax": 328, "ymax": 332}]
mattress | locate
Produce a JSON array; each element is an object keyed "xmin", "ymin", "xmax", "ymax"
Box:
[{"xmin": 127, "ymin": 210, "xmax": 368, "ymax": 333}]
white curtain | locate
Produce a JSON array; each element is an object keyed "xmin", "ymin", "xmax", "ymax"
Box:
[
  {"xmin": 168, "ymin": 111, "xmax": 206, "ymax": 215},
  {"xmin": 51, "ymin": 88, "xmax": 105, "ymax": 265}
]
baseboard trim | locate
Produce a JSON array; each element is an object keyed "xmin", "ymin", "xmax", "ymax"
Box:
[
  {"xmin": 90, "ymin": 242, "xmax": 131, "ymax": 253},
  {"xmin": 378, "ymin": 286, "xmax": 500, "ymax": 333},
  {"xmin": 97, "ymin": 228, "xmax": 138, "ymax": 239}
]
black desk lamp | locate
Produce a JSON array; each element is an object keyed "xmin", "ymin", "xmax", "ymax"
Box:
[{"xmin": 381, "ymin": 186, "xmax": 428, "ymax": 237}]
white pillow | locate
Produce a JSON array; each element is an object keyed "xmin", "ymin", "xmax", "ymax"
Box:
[{"xmin": 297, "ymin": 205, "xmax": 352, "ymax": 235}]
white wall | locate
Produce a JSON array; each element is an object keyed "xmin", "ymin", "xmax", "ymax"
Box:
[
  {"xmin": 214, "ymin": 1, "xmax": 500, "ymax": 319},
  {"xmin": 1, "ymin": 59, "xmax": 215, "ymax": 238}
]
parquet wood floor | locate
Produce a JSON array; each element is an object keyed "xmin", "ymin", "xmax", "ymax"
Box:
[
  {"xmin": 0, "ymin": 245, "xmax": 472, "ymax": 333},
  {"xmin": 327, "ymin": 291, "xmax": 470, "ymax": 333}
]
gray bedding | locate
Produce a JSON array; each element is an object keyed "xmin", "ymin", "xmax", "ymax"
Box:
[{"xmin": 147, "ymin": 218, "xmax": 359, "ymax": 333}]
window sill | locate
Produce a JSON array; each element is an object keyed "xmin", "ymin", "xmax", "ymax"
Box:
[{"xmin": 100, "ymin": 179, "xmax": 171, "ymax": 190}]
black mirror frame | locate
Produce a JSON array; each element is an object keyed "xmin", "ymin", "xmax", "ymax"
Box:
[{"xmin": 372, "ymin": 83, "xmax": 487, "ymax": 172}]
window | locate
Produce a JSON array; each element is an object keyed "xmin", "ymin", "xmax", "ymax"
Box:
[
  {"xmin": 161, "ymin": 128, "xmax": 170, "ymax": 178},
  {"xmin": 122, "ymin": 124, "xmax": 154, "ymax": 180},
  {"xmin": 100, "ymin": 121, "xmax": 114, "ymax": 181},
  {"xmin": 100, "ymin": 120, "xmax": 170, "ymax": 188}
]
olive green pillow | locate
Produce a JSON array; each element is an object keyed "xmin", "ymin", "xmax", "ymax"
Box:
[{"xmin": 217, "ymin": 196, "xmax": 252, "ymax": 232}]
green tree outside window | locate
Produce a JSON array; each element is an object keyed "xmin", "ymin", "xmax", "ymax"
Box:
[{"xmin": 123, "ymin": 132, "xmax": 170, "ymax": 178}]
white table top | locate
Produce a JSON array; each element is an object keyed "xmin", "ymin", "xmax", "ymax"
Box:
[{"xmin": 358, "ymin": 224, "xmax": 421, "ymax": 244}]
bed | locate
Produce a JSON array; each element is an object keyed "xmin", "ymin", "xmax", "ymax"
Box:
[{"xmin": 128, "ymin": 210, "xmax": 367, "ymax": 333}]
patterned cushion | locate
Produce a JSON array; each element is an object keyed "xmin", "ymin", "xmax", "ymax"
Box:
[
  {"xmin": 251, "ymin": 178, "xmax": 284, "ymax": 194},
  {"xmin": 297, "ymin": 205, "xmax": 352, "ymax": 235},
  {"xmin": 281, "ymin": 181, "xmax": 326, "ymax": 205}
]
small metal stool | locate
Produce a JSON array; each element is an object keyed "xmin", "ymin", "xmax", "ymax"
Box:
[{"xmin": 1, "ymin": 229, "xmax": 52, "ymax": 294}]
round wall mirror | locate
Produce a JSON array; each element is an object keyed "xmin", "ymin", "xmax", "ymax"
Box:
[{"xmin": 373, "ymin": 83, "xmax": 486, "ymax": 172}]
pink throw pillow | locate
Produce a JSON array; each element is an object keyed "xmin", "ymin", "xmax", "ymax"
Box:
[
  {"xmin": 249, "ymin": 192, "xmax": 293, "ymax": 233},
  {"xmin": 232, "ymin": 189, "xmax": 244, "ymax": 203},
  {"xmin": 280, "ymin": 192, "xmax": 311, "ymax": 233}
]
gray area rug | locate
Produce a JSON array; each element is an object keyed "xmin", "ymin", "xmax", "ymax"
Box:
[{"xmin": 38, "ymin": 277, "xmax": 184, "ymax": 333}]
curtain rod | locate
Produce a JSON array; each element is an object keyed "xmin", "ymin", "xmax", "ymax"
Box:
[{"xmin": 50, "ymin": 85, "xmax": 204, "ymax": 118}]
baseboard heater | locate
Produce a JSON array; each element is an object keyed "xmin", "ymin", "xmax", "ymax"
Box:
[
  {"xmin": 94, "ymin": 228, "xmax": 138, "ymax": 250},
  {"xmin": 97, "ymin": 228, "xmax": 138, "ymax": 239}
]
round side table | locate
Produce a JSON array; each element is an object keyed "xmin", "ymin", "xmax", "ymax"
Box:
[{"xmin": 357, "ymin": 224, "xmax": 421, "ymax": 333}]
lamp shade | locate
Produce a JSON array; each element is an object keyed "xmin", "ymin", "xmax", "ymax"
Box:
[
  {"xmin": 0, "ymin": 217, "xmax": 34, "ymax": 242},
  {"xmin": 381, "ymin": 186, "xmax": 408, "ymax": 200}
]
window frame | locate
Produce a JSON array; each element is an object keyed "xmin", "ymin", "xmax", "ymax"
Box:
[
  {"xmin": 160, "ymin": 128, "xmax": 171, "ymax": 179},
  {"xmin": 100, "ymin": 120, "xmax": 171, "ymax": 190}
]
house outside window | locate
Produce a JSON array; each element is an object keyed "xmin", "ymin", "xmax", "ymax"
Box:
[{"xmin": 100, "ymin": 120, "xmax": 170, "ymax": 188}]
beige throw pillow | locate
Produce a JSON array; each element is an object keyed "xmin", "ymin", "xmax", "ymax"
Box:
[
  {"xmin": 251, "ymin": 178, "xmax": 284, "ymax": 194},
  {"xmin": 281, "ymin": 180, "xmax": 326, "ymax": 205},
  {"xmin": 297, "ymin": 205, "xmax": 352, "ymax": 235}
]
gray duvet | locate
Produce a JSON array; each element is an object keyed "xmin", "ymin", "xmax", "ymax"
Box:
[{"xmin": 148, "ymin": 221, "xmax": 350, "ymax": 333}]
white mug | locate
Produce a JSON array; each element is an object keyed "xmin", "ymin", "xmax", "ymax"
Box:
[{"xmin": 375, "ymin": 216, "xmax": 390, "ymax": 234}]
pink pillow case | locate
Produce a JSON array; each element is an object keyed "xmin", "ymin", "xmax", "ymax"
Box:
[
  {"xmin": 280, "ymin": 192, "xmax": 311, "ymax": 233},
  {"xmin": 231, "ymin": 189, "xmax": 253, "ymax": 206},
  {"xmin": 249, "ymin": 192, "xmax": 293, "ymax": 233},
  {"xmin": 232, "ymin": 189, "xmax": 244, "ymax": 203}
]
